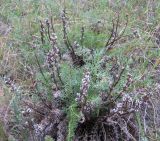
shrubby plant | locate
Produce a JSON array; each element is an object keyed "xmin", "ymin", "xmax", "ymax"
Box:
[{"xmin": 1, "ymin": 8, "xmax": 158, "ymax": 141}]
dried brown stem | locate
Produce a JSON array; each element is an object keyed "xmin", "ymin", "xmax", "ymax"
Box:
[{"xmin": 105, "ymin": 14, "xmax": 128, "ymax": 51}]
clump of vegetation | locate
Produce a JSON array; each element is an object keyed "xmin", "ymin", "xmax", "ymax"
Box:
[{"xmin": 0, "ymin": 0, "xmax": 160, "ymax": 141}]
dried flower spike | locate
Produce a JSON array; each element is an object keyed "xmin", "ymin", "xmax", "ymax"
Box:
[{"xmin": 76, "ymin": 70, "xmax": 91, "ymax": 107}]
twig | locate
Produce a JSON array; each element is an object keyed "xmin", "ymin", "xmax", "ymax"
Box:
[
  {"xmin": 46, "ymin": 19, "xmax": 51, "ymax": 40},
  {"xmin": 50, "ymin": 16, "xmax": 55, "ymax": 33},
  {"xmin": 34, "ymin": 52, "xmax": 48, "ymax": 84},
  {"xmin": 40, "ymin": 21, "xmax": 45, "ymax": 44},
  {"xmin": 80, "ymin": 26, "xmax": 84, "ymax": 48},
  {"xmin": 105, "ymin": 14, "xmax": 128, "ymax": 51},
  {"xmin": 108, "ymin": 66, "xmax": 125, "ymax": 96},
  {"xmin": 55, "ymin": 60, "xmax": 64, "ymax": 86},
  {"xmin": 23, "ymin": 100, "xmax": 45, "ymax": 117},
  {"xmin": 61, "ymin": 9, "xmax": 75, "ymax": 54}
]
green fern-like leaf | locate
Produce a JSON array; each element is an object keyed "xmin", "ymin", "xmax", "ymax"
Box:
[{"xmin": 67, "ymin": 103, "xmax": 80, "ymax": 141}]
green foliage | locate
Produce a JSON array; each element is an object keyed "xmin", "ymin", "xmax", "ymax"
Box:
[
  {"xmin": 45, "ymin": 135, "xmax": 54, "ymax": 141},
  {"xmin": 67, "ymin": 103, "xmax": 80, "ymax": 141},
  {"xmin": 60, "ymin": 64, "xmax": 83, "ymax": 105}
]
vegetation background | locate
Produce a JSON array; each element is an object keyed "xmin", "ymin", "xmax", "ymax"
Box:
[{"xmin": 0, "ymin": 0, "xmax": 160, "ymax": 141}]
